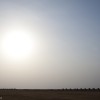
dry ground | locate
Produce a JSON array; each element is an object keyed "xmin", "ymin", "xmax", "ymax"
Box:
[{"xmin": 0, "ymin": 89, "xmax": 100, "ymax": 100}]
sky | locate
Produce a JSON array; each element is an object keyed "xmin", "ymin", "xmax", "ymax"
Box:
[{"xmin": 0, "ymin": 0, "xmax": 100, "ymax": 89}]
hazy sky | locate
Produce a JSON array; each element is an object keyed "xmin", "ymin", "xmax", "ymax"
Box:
[{"xmin": 0, "ymin": 0, "xmax": 100, "ymax": 89}]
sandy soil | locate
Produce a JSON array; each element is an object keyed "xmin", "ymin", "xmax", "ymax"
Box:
[{"xmin": 0, "ymin": 89, "xmax": 100, "ymax": 100}]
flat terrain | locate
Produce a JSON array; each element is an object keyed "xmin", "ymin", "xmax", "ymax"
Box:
[{"xmin": 0, "ymin": 89, "xmax": 100, "ymax": 100}]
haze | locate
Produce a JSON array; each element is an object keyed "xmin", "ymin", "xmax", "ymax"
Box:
[{"xmin": 0, "ymin": 0, "xmax": 100, "ymax": 89}]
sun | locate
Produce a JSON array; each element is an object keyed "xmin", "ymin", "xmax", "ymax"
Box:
[{"xmin": 1, "ymin": 29, "xmax": 35, "ymax": 62}]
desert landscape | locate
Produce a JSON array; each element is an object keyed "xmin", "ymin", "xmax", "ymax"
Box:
[
  {"xmin": 0, "ymin": 0, "xmax": 100, "ymax": 100},
  {"xmin": 0, "ymin": 89, "xmax": 100, "ymax": 100}
]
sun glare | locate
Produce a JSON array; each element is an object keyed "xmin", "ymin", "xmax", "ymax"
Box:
[{"xmin": 1, "ymin": 29, "xmax": 36, "ymax": 62}]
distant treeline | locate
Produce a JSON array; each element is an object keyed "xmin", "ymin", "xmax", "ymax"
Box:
[{"xmin": 0, "ymin": 88, "xmax": 100, "ymax": 91}]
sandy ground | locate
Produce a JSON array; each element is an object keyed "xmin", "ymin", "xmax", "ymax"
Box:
[{"xmin": 0, "ymin": 89, "xmax": 100, "ymax": 100}]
